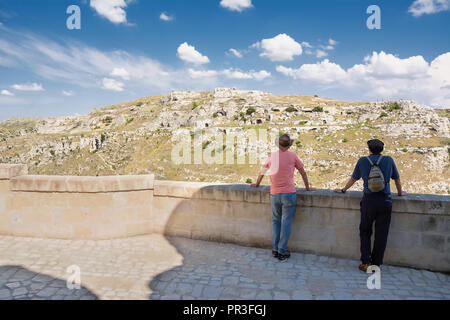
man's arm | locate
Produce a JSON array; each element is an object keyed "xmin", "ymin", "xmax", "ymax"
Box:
[
  {"xmin": 298, "ymin": 167, "xmax": 316, "ymax": 191},
  {"xmin": 334, "ymin": 177, "xmax": 357, "ymax": 193},
  {"xmin": 251, "ymin": 174, "xmax": 264, "ymax": 188},
  {"xmin": 394, "ymin": 178, "xmax": 406, "ymax": 196}
]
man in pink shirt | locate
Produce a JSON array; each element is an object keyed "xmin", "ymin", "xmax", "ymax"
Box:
[{"xmin": 251, "ymin": 134, "xmax": 315, "ymax": 261}]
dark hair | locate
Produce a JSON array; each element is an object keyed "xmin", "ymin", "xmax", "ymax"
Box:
[
  {"xmin": 367, "ymin": 139, "xmax": 384, "ymax": 154},
  {"xmin": 278, "ymin": 134, "xmax": 293, "ymax": 149}
]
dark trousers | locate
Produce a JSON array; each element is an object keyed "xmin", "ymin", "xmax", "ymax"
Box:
[{"xmin": 359, "ymin": 193, "xmax": 392, "ymax": 266}]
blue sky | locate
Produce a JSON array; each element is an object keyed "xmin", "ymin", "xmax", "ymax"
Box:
[{"xmin": 0, "ymin": 0, "xmax": 449, "ymax": 120}]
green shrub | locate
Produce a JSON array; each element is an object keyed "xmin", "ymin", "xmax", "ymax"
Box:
[
  {"xmin": 192, "ymin": 101, "xmax": 199, "ymax": 110},
  {"xmin": 314, "ymin": 95, "xmax": 319, "ymax": 97},
  {"xmin": 213, "ymin": 112, "xmax": 218, "ymax": 118},
  {"xmin": 246, "ymin": 178, "xmax": 253, "ymax": 184},
  {"xmin": 246, "ymin": 107, "xmax": 256, "ymax": 116},
  {"xmin": 102, "ymin": 116, "xmax": 113, "ymax": 124},
  {"xmin": 296, "ymin": 141, "xmax": 302, "ymax": 148},
  {"xmin": 380, "ymin": 112, "xmax": 388, "ymax": 118},
  {"xmin": 402, "ymin": 148, "xmax": 408, "ymax": 153},
  {"xmin": 285, "ymin": 106, "xmax": 297, "ymax": 113},
  {"xmin": 126, "ymin": 117, "xmax": 134, "ymax": 124},
  {"xmin": 389, "ymin": 103, "xmax": 400, "ymax": 111},
  {"xmin": 101, "ymin": 133, "xmax": 106, "ymax": 143},
  {"xmin": 202, "ymin": 141, "xmax": 211, "ymax": 150},
  {"xmin": 313, "ymin": 106, "xmax": 324, "ymax": 112},
  {"xmin": 298, "ymin": 121, "xmax": 308, "ymax": 125},
  {"xmin": 136, "ymin": 102, "xmax": 143, "ymax": 107},
  {"xmin": 383, "ymin": 102, "xmax": 401, "ymax": 112},
  {"xmin": 343, "ymin": 138, "xmax": 348, "ymax": 143}
]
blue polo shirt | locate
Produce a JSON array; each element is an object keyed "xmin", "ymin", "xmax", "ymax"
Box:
[{"xmin": 352, "ymin": 154, "xmax": 400, "ymax": 195}]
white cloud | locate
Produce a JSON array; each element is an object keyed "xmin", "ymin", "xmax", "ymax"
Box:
[
  {"xmin": 102, "ymin": 78, "xmax": 124, "ymax": 92},
  {"xmin": 110, "ymin": 67, "xmax": 130, "ymax": 80},
  {"xmin": 222, "ymin": 68, "xmax": 271, "ymax": 81},
  {"xmin": 319, "ymin": 39, "xmax": 338, "ymax": 51},
  {"xmin": 409, "ymin": 0, "xmax": 450, "ymax": 17},
  {"xmin": 1, "ymin": 89, "xmax": 14, "ymax": 96},
  {"xmin": 177, "ymin": 42, "xmax": 210, "ymax": 65},
  {"xmin": 250, "ymin": 70, "xmax": 271, "ymax": 81},
  {"xmin": 329, "ymin": 38, "xmax": 338, "ymax": 46},
  {"xmin": 11, "ymin": 83, "xmax": 44, "ymax": 91},
  {"xmin": 188, "ymin": 68, "xmax": 270, "ymax": 81},
  {"xmin": 0, "ymin": 27, "xmax": 180, "ymax": 92},
  {"xmin": 354, "ymin": 51, "xmax": 429, "ymax": 78},
  {"xmin": 188, "ymin": 69, "xmax": 218, "ymax": 79},
  {"xmin": 62, "ymin": 90, "xmax": 74, "ymax": 96},
  {"xmin": 254, "ymin": 33, "xmax": 302, "ymax": 62},
  {"xmin": 220, "ymin": 0, "xmax": 253, "ymax": 12},
  {"xmin": 227, "ymin": 48, "xmax": 243, "ymax": 58},
  {"xmin": 277, "ymin": 51, "xmax": 450, "ymax": 107},
  {"xmin": 90, "ymin": 0, "xmax": 129, "ymax": 24},
  {"xmin": 301, "ymin": 41, "xmax": 313, "ymax": 48},
  {"xmin": 316, "ymin": 50, "xmax": 328, "ymax": 58},
  {"xmin": 276, "ymin": 60, "xmax": 346, "ymax": 83},
  {"xmin": 160, "ymin": 12, "xmax": 174, "ymax": 21}
]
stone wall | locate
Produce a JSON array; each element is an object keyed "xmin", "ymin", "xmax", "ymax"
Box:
[
  {"xmin": 0, "ymin": 164, "xmax": 154, "ymax": 239},
  {"xmin": 0, "ymin": 164, "xmax": 448, "ymax": 272}
]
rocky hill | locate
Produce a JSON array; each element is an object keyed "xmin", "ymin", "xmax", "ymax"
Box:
[{"xmin": 0, "ymin": 88, "xmax": 449, "ymax": 195}]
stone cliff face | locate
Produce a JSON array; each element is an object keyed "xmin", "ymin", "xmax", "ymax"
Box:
[{"xmin": 0, "ymin": 88, "xmax": 449, "ymax": 194}]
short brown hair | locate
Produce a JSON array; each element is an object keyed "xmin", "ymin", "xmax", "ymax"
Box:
[{"xmin": 278, "ymin": 134, "xmax": 293, "ymax": 149}]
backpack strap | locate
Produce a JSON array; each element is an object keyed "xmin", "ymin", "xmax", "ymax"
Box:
[
  {"xmin": 366, "ymin": 155, "xmax": 383, "ymax": 167},
  {"xmin": 376, "ymin": 155, "xmax": 383, "ymax": 166}
]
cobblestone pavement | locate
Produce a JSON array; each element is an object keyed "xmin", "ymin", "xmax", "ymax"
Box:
[{"xmin": 0, "ymin": 235, "xmax": 448, "ymax": 300}]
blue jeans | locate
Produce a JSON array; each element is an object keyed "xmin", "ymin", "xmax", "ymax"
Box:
[{"xmin": 270, "ymin": 193, "xmax": 297, "ymax": 255}]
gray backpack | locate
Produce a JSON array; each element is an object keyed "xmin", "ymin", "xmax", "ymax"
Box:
[{"xmin": 366, "ymin": 155, "xmax": 385, "ymax": 192}]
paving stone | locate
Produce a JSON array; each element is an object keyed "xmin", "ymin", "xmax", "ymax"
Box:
[
  {"xmin": 421, "ymin": 270, "xmax": 438, "ymax": 280},
  {"xmin": 238, "ymin": 288, "xmax": 257, "ymax": 299},
  {"xmin": 223, "ymin": 276, "xmax": 239, "ymax": 286},
  {"xmin": 255, "ymin": 291, "xmax": 272, "ymax": 300},
  {"xmin": 0, "ymin": 235, "xmax": 449, "ymax": 301},
  {"xmin": 203, "ymin": 285, "xmax": 222, "ymax": 299},
  {"xmin": 292, "ymin": 289, "xmax": 313, "ymax": 300},
  {"xmin": 192, "ymin": 284, "xmax": 203, "ymax": 298},
  {"xmin": 6, "ymin": 282, "xmax": 21, "ymax": 289},
  {"xmin": 36, "ymin": 287, "xmax": 59, "ymax": 298},
  {"xmin": 0, "ymin": 289, "xmax": 11, "ymax": 299},
  {"xmin": 176, "ymin": 283, "xmax": 193, "ymax": 295},
  {"xmin": 12, "ymin": 287, "xmax": 28, "ymax": 296},
  {"xmin": 273, "ymin": 291, "xmax": 290, "ymax": 300}
]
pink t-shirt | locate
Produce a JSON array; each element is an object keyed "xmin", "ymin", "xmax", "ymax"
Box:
[{"xmin": 262, "ymin": 150, "xmax": 304, "ymax": 194}]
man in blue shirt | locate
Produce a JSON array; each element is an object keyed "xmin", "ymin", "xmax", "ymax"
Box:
[{"xmin": 334, "ymin": 139, "xmax": 406, "ymax": 272}]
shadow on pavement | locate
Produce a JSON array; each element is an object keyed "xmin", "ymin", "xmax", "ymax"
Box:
[{"xmin": 0, "ymin": 265, "xmax": 98, "ymax": 300}]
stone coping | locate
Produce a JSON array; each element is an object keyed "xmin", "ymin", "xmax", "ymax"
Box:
[
  {"xmin": 154, "ymin": 180, "xmax": 450, "ymax": 215},
  {"xmin": 2, "ymin": 163, "xmax": 448, "ymax": 215},
  {"xmin": 0, "ymin": 164, "xmax": 28, "ymax": 180},
  {"xmin": 10, "ymin": 174, "xmax": 155, "ymax": 193}
]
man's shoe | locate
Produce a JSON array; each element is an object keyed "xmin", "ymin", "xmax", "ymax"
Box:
[
  {"xmin": 272, "ymin": 250, "xmax": 279, "ymax": 258},
  {"xmin": 359, "ymin": 263, "xmax": 371, "ymax": 272},
  {"xmin": 278, "ymin": 250, "xmax": 291, "ymax": 261}
]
